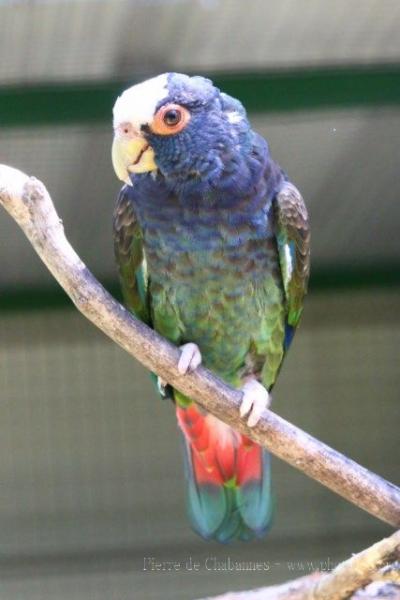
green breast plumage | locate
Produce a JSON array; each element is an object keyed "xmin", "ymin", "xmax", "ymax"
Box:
[{"xmin": 131, "ymin": 185, "xmax": 285, "ymax": 387}]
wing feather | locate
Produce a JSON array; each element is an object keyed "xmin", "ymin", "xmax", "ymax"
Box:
[
  {"xmin": 274, "ymin": 181, "xmax": 310, "ymax": 330},
  {"xmin": 113, "ymin": 186, "xmax": 150, "ymax": 324}
]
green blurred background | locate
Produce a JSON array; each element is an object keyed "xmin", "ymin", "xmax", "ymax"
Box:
[{"xmin": 0, "ymin": 1, "xmax": 399, "ymax": 599}]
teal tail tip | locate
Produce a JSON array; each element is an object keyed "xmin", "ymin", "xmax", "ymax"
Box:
[
  {"xmin": 192, "ymin": 510, "xmax": 275, "ymax": 544},
  {"xmin": 186, "ymin": 452, "xmax": 274, "ymax": 544},
  {"xmin": 178, "ymin": 405, "xmax": 274, "ymax": 543},
  {"xmin": 189, "ymin": 491, "xmax": 275, "ymax": 544}
]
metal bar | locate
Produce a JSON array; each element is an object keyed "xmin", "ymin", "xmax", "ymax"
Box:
[
  {"xmin": 1, "ymin": 65, "xmax": 400, "ymax": 127},
  {"xmin": 0, "ymin": 263, "xmax": 399, "ymax": 311}
]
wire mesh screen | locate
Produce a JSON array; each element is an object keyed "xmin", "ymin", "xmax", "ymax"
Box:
[
  {"xmin": 1, "ymin": 1, "xmax": 400, "ymax": 598},
  {"xmin": 0, "ymin": 291, "xmax": 398, "ymax": 598},
  {"xmin": 2, "ymin": 107, "xmax": 400, "ymax": 292},
  {"xmin": 2, "ymin": 0, "xmax": 400, "ymax": 84}
]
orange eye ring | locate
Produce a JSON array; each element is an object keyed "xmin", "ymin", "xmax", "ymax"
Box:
[{"xmin": 151, "ymin": 103, "xmax": 190, "ymax": 135}]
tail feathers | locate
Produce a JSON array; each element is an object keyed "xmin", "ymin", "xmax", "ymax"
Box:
[
  {"xmin": 177, "ymin": 404, "xmax": 273, "ymax": 543},
  {"xmin": 237, "ymin": 467, "xmax": 272, "ymax": 532}
]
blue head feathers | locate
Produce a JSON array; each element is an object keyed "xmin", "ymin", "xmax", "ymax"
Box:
[{"xmin": 112, "ymin": 73, "xmax": 268, "ymax": 197}]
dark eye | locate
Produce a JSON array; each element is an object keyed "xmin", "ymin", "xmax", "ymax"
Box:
[{"xmin": 163, "ymin": 109, "xmax": 181, "ymax": 126}]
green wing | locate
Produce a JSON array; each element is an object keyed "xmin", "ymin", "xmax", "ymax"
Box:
[
  {"xmin": 113, "ymin": 186, "xmax": 150, "ymax": 325},
  {"xmin": 274, "ymin": 181, "xmax": 310, "ymax": 330}
]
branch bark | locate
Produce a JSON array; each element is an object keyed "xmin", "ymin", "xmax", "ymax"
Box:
[
  {"xmin": 197, "ymin": 529, "xmax": 400, "ymax": 600},
  {"xmin": 198, "ymin": 578, "xmax": 400, "ymax": 600},
  {"xmin": 308, "ymin": 529, "xmax": 400, "ymax": 600},
  {"xmin": 0, "ymin": 164, "xmax": 399, "ymax": 528},
  {"xmin": 196, "ymin": 576, "xmax": 400, "ymax": 600}
]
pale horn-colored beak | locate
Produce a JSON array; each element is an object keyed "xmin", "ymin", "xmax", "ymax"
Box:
[{"xmin": 112, "ymin": 124, "xmax": 157, "ymax": 185}]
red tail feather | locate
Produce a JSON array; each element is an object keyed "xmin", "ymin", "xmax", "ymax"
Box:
[{"xmin": 176, "ymin": 403, "xmax": 263, "ymax": 486}]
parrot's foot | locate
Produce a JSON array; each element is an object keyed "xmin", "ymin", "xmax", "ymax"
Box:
[
  {"xmin": 240, "ymin": 379, "xmax": 270, "ymax": 428},
  {"xmin": 157, "ymin": 376, "xmax": 168, "ymax": 396},
  {"xmin": 178, "ymin": 343, "xmax": 202, "ymax": 375}
]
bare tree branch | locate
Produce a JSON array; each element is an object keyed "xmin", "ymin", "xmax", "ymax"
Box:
[
  {"xmin": 197, "ymin": 530, "xmax": 400, "ymax": 600},
  {"xmin": 353, "ymin": 582, "xmax": 400, "ymax": 600},
  {"xmin": 198, "ymin": 573, "xmax": 323, "ymax": 600},
  {"xmin": 0, "ymin": 164, "xmax": 399, "ymax": 529},
  {"xmin": 372, "ymin": 561, "xmax": 400, "ymax": 584},
  {"xmin": 308, "ymin": 529, "xmax": 400, "ymax": 600},
  {"xmin": 196, "ymin": 578, "xmax": 400, "ymax": 600}
]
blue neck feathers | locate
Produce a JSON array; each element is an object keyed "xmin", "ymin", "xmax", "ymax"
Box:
[{"xmin": 127, "ymin": 130, "xmax": 284, "ymax": 252}]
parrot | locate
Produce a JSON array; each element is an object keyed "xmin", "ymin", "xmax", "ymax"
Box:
[{"xmin": 111, "ymin": 73, "xmax": 310, "ymax": 543}]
